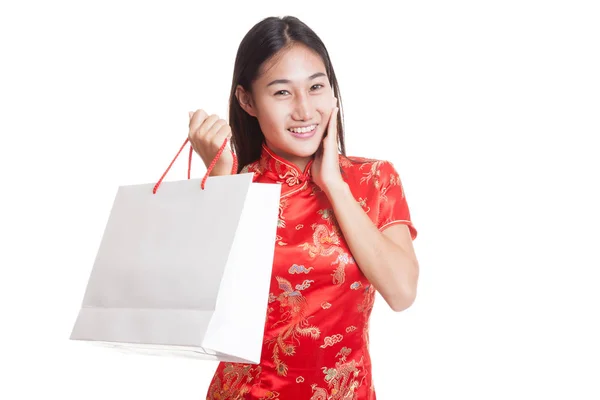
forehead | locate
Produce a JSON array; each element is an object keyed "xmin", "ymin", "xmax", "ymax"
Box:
[{"xmin": 258, "ymin": 44, "xmax": 326, "ymax": 82}]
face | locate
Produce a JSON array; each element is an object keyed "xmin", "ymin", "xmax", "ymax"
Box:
[{"xmin": 236, "ymin": 43, "xmax": 336, "ymax": 169}]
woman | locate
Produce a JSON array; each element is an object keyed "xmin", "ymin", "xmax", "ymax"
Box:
[{"xmin": 188, "ymin": 15, "xmax": 419, "ymax": 400}]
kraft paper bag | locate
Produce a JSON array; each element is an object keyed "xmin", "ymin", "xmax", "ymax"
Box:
[{"xmin": 70, "ymin": 140, "xmax": 281, "ymax": 364}]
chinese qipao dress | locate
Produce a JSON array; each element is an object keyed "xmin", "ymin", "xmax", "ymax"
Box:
[{"xmin": 206, "ymin": 143, "xmax": 418, "ymax": 400}]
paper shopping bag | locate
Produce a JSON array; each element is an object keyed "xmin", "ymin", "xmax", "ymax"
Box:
[{"xmin": 70, "ymin": 138, "xmax": 281, "ymax": 364}]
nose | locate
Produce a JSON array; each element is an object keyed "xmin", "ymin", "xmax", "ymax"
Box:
[{"xmin": 291, "ymin": 93, "xmax": 312, "ymax": 121}]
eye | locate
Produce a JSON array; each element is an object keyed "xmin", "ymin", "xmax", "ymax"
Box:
[
  {"xmin": 311, "ymin": 84, "xmax": 324, "ymax": 91},
  {"xmin": 274, "ymin": 90, "xmax": 290, "ymax": 96}
]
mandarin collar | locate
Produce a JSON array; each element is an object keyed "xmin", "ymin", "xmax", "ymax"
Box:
[{"xmin": 258, "ymin": 143, "xmax": 314, "ymax": 188}]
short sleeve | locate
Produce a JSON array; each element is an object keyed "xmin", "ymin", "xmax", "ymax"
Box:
[{"xmin": 376, "ymin": 161, "xmax": 418, "ymax": 240}]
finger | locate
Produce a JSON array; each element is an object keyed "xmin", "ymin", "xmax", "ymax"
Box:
[
  {"xmin": 318, "ymin": 141, "xmax": 325, "ymax": 158},
  {"xmin": 189, "ymin": 110, "xmax": 204, "ymax": 153},
  {"xmin": 197, "ymin": 114, "xmax": 221, "ymax": 139},
  {"xmin": 213, "ymin": 123, "xmax": 233, "ymax": 149},
  {"xmin": 189, "ymin": 109, "xmax": 207, "ymax": 126},
  {"xmin": 325, "ymin": 107, "xmax": 339, "ymax": 149},
  {"xmin": 205, "ymin": 119, "xmax": 228, "ymax": 145},
  {"xmin": 189, "ymin": 109, "xmax": 208, "ymax": 132}
]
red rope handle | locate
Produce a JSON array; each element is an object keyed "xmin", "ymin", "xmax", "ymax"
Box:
[
  {"xmin": 188, "ymin": 143, "xmax": 193, "ymax": 180},
  {"xmin": 153, "ymin": 138, "xmax": 238, "ymax": 194},
  {"xmin": 153, "ymin": 137, "xmax": 189, "ymax": 194},
  {"xmin": 200, "ymin": 138, "xmax": 238, "ymax": 189}
]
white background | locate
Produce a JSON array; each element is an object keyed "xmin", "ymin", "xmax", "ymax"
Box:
[{"xmin": 1, "ymin": 0, "xmax": 599, "ymax": 398}]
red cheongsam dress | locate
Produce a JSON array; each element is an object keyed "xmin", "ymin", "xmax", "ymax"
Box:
[{"xmin": 206, "ymin": 143, "xmax": 417, "ymax": 400}]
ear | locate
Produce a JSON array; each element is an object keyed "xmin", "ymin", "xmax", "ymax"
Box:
[{"xmin": 235, "ymin": 85, "xmax": 257, "ymax": 117}]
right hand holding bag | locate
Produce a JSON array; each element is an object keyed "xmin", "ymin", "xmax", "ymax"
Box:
[{"xmin": 188, "ymin": 109, "xmax": 236, "ymax": 176}]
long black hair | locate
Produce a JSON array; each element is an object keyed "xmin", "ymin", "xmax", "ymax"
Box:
[{"xmin": 228, "ymin": 16, "xmax": 346, "ymax": 172}]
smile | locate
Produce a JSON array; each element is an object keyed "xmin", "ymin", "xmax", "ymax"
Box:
[{"xmin": 287, "ymin": 124, "xmax": 318, "ymax": 138}]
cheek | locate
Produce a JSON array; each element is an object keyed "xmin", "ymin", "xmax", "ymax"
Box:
[
  {"xmin": 316, "ymin": 93, "xmax": 335, "ymax": 112},
  {"xmin": 255, "ymin": 101, "xmax": 289, "ymax": 139},
  {"xmin": 255, "ymin": 99, "xmax": 281, "ymax": 125}
]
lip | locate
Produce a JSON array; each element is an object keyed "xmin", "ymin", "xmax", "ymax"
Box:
[{"xmin": 287, "ymin": 125, "xmax": 318, "ymax": 139}]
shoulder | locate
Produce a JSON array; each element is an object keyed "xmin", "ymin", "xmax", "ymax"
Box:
[
  {"xmin": 240, "ymin": 158, "xmax": 265, "ymax": 177},
  {"xmin": 339, "ymin": 154, "xmax": 400, "ymax": 191}
]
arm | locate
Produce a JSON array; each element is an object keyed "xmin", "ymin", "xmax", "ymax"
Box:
[
  {"xmin": 323, "ymin": 182, "xmax": 419, "ymax": 312},
  {"xmin": 312, "ymin": 99, "xmax": 419, "ymax": 311}
]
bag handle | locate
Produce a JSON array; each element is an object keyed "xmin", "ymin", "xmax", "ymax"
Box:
[{"xmin": 153, "ymin": 137, "xmax": 238, "ymax": 194}]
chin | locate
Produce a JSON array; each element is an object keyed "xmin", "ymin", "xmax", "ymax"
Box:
[{"xmin": 288, "ymin": 137, "xmax": 322, "ymax": 157}]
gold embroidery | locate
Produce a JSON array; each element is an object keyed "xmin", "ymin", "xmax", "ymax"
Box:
[
  {"xmin": 357, "ymin": 284, "xmax": 376, "ymax": 314},
  {"xmin": 310, "ymin": 352, "xmax": 366, "ymax": 400},
  {"xmin": 380, "ymin": 184, "xmax": 390, "ymax": 203},
  {"xmin": 317, "ymin": 208, "xmax": 334, "ymax": 221},
  {"xmin": 242, "ymin": 159, "xmax": 266, "ymax": 177},
  {"xmin": 345, "ymin": 326, "xmax": 357, "ymax": 333},
  {"xmin": 295, "ymin": 224, "xmax": 304, "ymax": 230},
  {"xmin": 339, "ymin": 156, "xmax": 353, "ymax": 168},
  {"xmin": 299, "ymin": 223, "xmax": 355, "ymax": 285},
  {"xmin": 295, "ymin": 279, "xmax": 314, "ymax": 290},
  {"xmin": 266, "ymin": 276, "xmax": 321, "ymax": 376},
  {"xmin": 275, "ymin": 235, "xmax": 287, "ymax": 246},
  {"xmin": 391, "ymin": 170, "xmax": 405, "ymax": 198},
  {"xmin": 279, "ymin": 169, "xmax": 301, "ymax": 186},
  {"xmin": 361, "ymin": 161, "xmax": 404, "ymax": 203},
  {"xmin": 273, "ymin": 159, "xmax": 303, "ymax": 187},
  {"xmin": 357, "ymin": 197, "xmax": 371, "ymax": 213},
  {"xmin": 281, "ymin": 180, "xmax": 309, "ymax": 199},
  {"xmin": 277, "ymin": 198, "xmax": 289, "ymax": 228},
  {"xmin": 358, "ymin": 284, "xmax": 376, "ymax": 348},
  {"xmin": 299, "ymin": 224, "xmax": 340, "ymax": 258},
  {"xmin": 336, "ymin": 347, "xmax": 352, "ymax": 359},
  {"xmin": 321, "ymin": 302, "xmax": 332, "ymax": 309},
  {"xmin": 259, "ymin": 391, "xmax": 280, "ymax": 400},
  {"xmin": 207, "ymin": 363, "xmax": 261, "ymax": 399},
  {"xmin": 288, "ymin": 264, "xmax": 313, "ymax": 274},
  {"xmin": 359, "ymin": 161, "xmax": 383, "ymax": 187},
  {"xmin": 316, "ymin": 208, "xmax": 341, "ymax": 231},
  {"xmin": 296, "ymin": 376, "xmax": 305, "ymax": 383},
  {"xmin": 310, "ymin": 385, "xmax": 327, "ymax": 399},
  {"xmin": 331, "ymin": 252, "xmax": 354, "ymax": 285},
  {"xmin": 320, "ymin": 334, "xmax": 344, "ymax": 348}
]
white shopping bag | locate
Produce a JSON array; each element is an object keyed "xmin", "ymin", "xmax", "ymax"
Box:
[{"xmin": 70, "ymin": 139, "xmax": 281, "ymax": 364}]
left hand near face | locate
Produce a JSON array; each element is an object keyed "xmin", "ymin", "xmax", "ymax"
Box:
[{"xmin": 311, "ymin": 97, "xmax": 345, "ymax": 193}]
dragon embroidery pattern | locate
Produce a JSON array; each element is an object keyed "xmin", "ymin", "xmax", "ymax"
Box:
[
  {"xmin": 299, "ymin": 222, "xmax": 354, "ymax": 285},
  {"xmin": 207, "ymin": 363, "xmax": 262, "ymax": 399},
  {"xmin": 309, "ymin": 350, "xmax": 366, "ymax": 400}
]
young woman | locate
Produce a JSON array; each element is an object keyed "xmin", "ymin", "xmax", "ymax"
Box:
[{"xmin": 188, "ymin": 15, "xmax": 419, "ymax": 400}]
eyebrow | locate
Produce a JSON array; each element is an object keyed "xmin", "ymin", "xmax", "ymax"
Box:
[{"xmin": 266, "ymin": 72, "xmax": 327, "ymax": 87}]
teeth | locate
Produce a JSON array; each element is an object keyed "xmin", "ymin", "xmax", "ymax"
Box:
[{"xmin": 288, "ymin": 125, "xmax": 316, "ymax": 134}]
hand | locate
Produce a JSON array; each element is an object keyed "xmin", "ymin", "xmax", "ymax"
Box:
[
  {"xmin": 311, "ymin": 98, "xmax": 345, "ymax": 193},
  {"xmin": 188, "ymin": 109, "xmax": 234, "ymax": 176}
]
